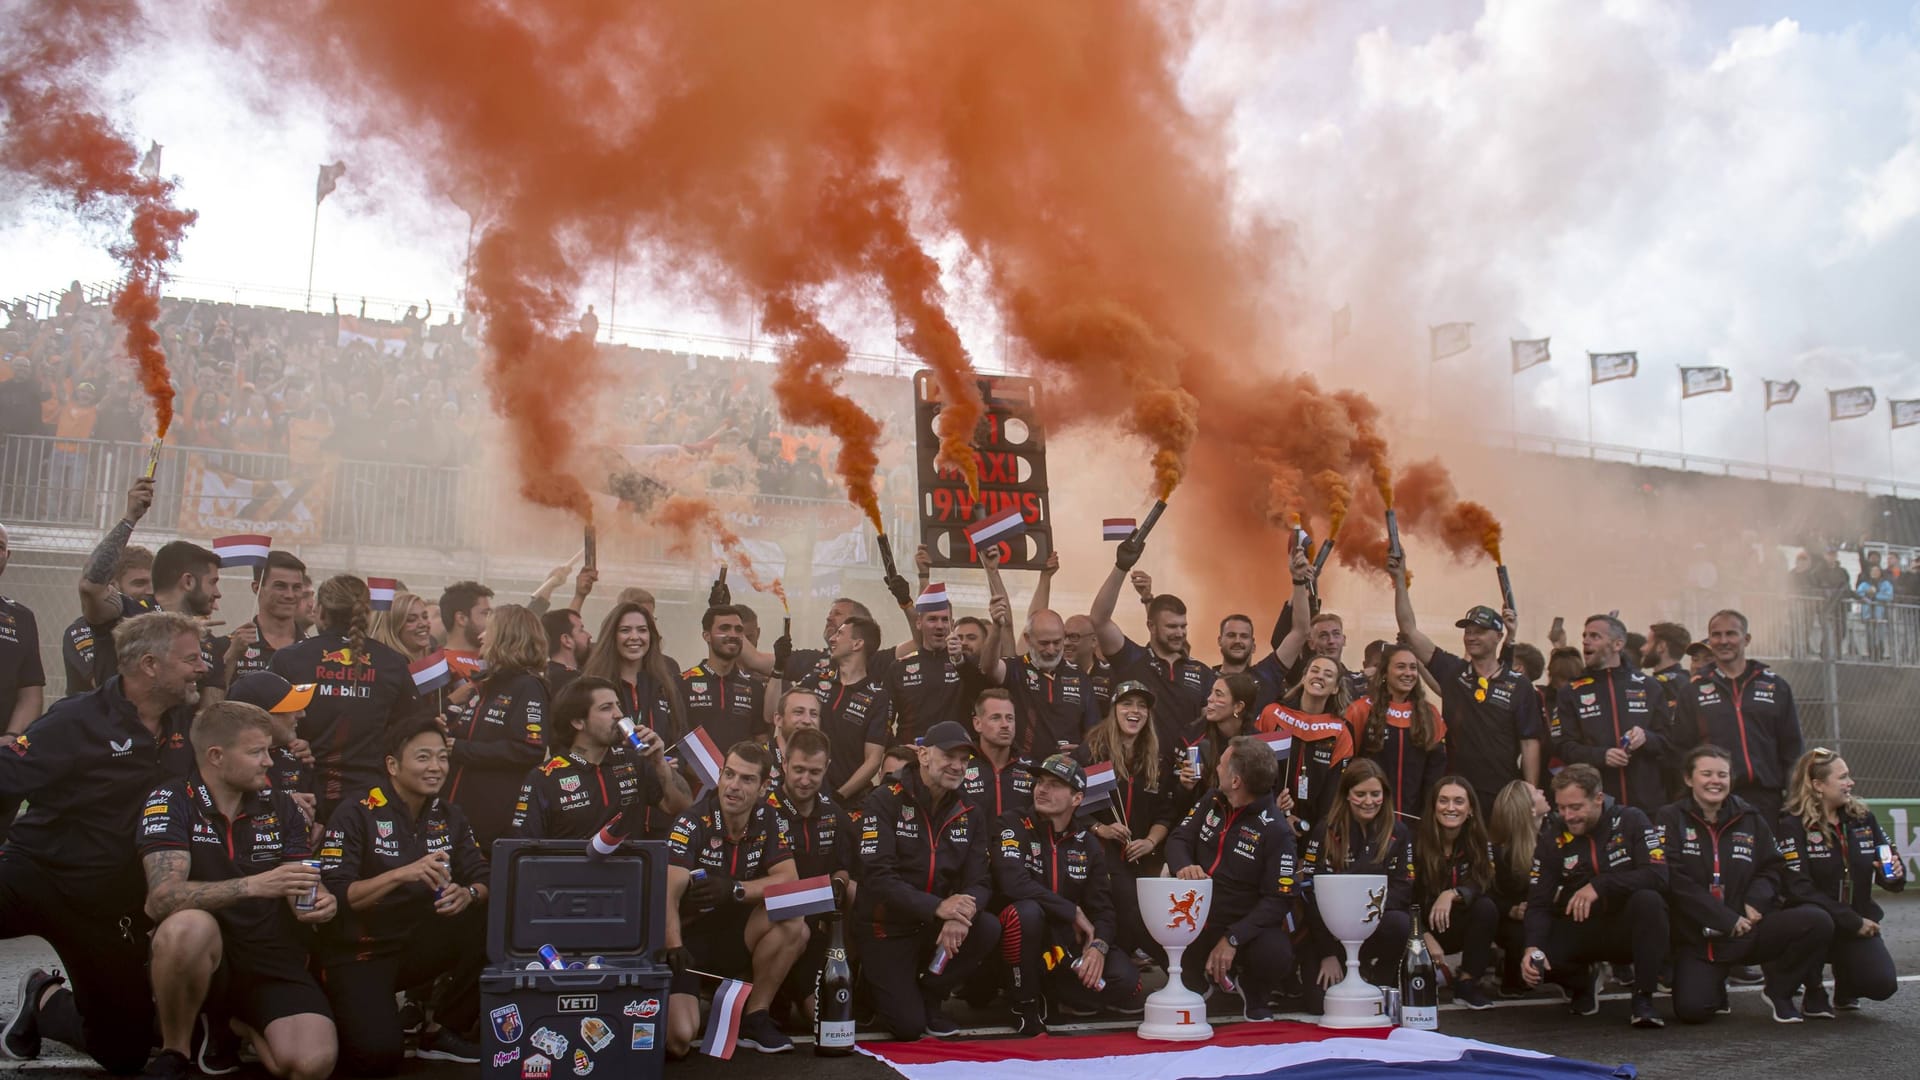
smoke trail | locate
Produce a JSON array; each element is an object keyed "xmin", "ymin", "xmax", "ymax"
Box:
[
  {"xmin": 0, "ymin": 0, "xmax": 195, "ymax": 437},
  {"xmin": 760, "ymin": 291, "xmax": 885, "ymax": 531},
  {"xmin": 656, "ymin": 494, "xmax": 788, "ymax": 609}
]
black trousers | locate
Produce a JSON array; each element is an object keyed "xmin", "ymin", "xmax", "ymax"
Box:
[
  {"xmin": 1103, "ymin": 845, "xmax": 1167, "ymax": 965},
  {"xmin": 1672, "ymin": 905, "xmax": 1832, "ymax": 1024},
  {"xmin": 1432, "ymin": 894, "xmax": 1498, "ymax": 980},
  {"xmin": 322, "ymin": 903, "xmax": 487, "ymax": 1076},
  {"xmin": 1306, "ymin": 907, "xmax": 1412, "ymax": 984},
  {"xmin": 1539, "ymin": 888, "xmax": 1668, "ymax": 996},
  {"xmin": 1817, "ymin": 931, "xmax": 1899, "ymax": 1002},
  {"xmin": 998, "ymin": 900, "xmax": 1142, "ymax": 1011},
  {"xmin": 0, "ymin": 854, "xmax": 155, "ymax": 1075},
  {"xmin": 1178, "ymin": 918, "xmax": 1295, "ymax": 1001},
  {"xmin": 857, "ymin": 914, "xmax": 1001, "ymax": 1040}
]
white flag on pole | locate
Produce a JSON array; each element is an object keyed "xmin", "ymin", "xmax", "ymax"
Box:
[
  {"xmin": 1510, "ymin": 338, "xmax": 1550, "ymax": 373},
  {"xmin": 1588, "ymin": 352, "xmax": 1638, "ymax": 384},
  {"xmin": 1680, "ymin": 366, "xmax": 1732, "ymax": 398},
  {"xmin": 1430, "ymin": 322, "xmax": 1473, "ymax": 362},
  {"xmin": 1829, "ymin": 386, "xmax": 1876, "ymax": 421}
]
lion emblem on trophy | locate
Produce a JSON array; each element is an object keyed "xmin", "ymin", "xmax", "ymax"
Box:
[
  {"xmin": 1361, "ymin": 884, "xmax": 1386, "ymax": 925},
  {"xmin": 1167, "ymin": 889, "xmax": 1203, "ymax": 931}
]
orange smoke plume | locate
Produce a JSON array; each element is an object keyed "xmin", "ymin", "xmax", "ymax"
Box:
[
  {"xmin": 1, "ymin": 0, "xmax": 195, "ymax": 437},
  {"xmin": 656, "ymin": 495, "xmax": 789, "ymax": 608},
  {"xmin": 1390, "ymin": 459, "xmax": 1506, "ymax": 565}
]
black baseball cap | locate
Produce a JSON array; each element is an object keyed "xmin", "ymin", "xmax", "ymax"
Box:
[
  {"xmin": 1455, "ymin": 606, "xmax": 1505, "ymax": 633},
  {"xmin": 227, "ymin": 672, "xmax": 315, "ymax": 713},
  {"xmin": 920, "ymin": 721, "xmax": 973, "ymax": 751},
  {"xmin": 1025, "ymin": 753, "xmax": 1086, "ymax": 792},
  {"xmin": 1112, "ymin": 679, "xmax": 1156, "ymax": 707}
]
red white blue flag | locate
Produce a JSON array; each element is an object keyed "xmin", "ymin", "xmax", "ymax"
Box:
[
  {"xmin": 1079, "ymin": 761, "xmax": 1117, "ymax": 811},
  {"xmin": 1103, "ymin": 518, "xmax": 1137, "ymax": 542},
  {"xmin": 966, "ymin": 506, "xmax": 1026, "ymax": 548},
  {"xmin": 678, "ymin": 726, "xmax": 726, "ymax": 792},
  {"xmin": 367, "ymin": 577, "xmax": 397, "ymax": 611},
  {"xmin": 699, "ymin": 977, "xmax": 751, "ymax": 1059},
  {"xmin": 211, "ymin": 534, "xmax": 272, "ymax": 569},
  {"xmin": 409, "ymin": 651, "xmax": 451, "ymax": 694},
  {"xmin": 764, "ymin": 875, "xmax": 837, "ymax": 921},
  {"xmin": 916, "ymin": 583, "xmax": 951, "ymax": 611}
]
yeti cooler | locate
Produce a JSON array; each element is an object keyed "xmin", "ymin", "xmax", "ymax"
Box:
[{"xmin": 480, "ymin": 839, "xmax": 672, "ymax": 1080}]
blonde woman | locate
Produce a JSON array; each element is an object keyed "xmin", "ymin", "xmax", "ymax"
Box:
[
  {"xmin": 1071, "ymin": 681, "xmax": 1177, "ymax": 964},
  {"xmin": 370, "ymin": 590, "xmax": 435, "ymax": 662},
  {"xmin": 1487, "ymin": 779, "xmax": 1548, "ymax": 994},
  {"xmin": 445, "ymin": 603, "xmax": 549, "ymax": 851}
]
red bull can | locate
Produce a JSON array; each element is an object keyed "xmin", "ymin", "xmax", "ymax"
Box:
[
  {"xmin": 537, "ymin": 944, "xmax": 564, "ymax": 970},
  {"xmin": 293, "ymin": 859, "xmax": 323, "ymax": 911},
  {"xmin": 1878, "ymin": 843, "xmax": 1901, "ymax": 885},
  {"xmin": 1070, "ymin": 953, "xmax": 1106, "ymax": 991},
  {"xmin": 926, "ymin": 946, "xmax": 950, "ymax": 975}
]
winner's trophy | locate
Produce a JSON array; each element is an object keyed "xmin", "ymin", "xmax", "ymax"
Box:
[
  {"xmin": 1136, "ymin": 876, "xmax": 1213, "ymax": 1041},
  {"xmin": 1314, "ymin": 873, "xmax": 1392, "ymax": 1029}
]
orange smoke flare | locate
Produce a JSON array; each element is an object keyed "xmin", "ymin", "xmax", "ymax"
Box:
[
  {"xmin": 762, "ymin": 292, "xmax": 884, "ymax": 531},
  {"xmin": 656, "ymin": 495, "xmax": 789, "ymax": 606}
]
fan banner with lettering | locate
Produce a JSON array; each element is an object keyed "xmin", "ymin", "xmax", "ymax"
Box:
[{"xmin": 175, "ymin": 453, "xmax": 333, "ymax": 541}]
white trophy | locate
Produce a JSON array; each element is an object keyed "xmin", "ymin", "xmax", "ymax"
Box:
[
  {"xmin": 1136, "ymin": 876, "xmax": 1214, "ymax": 1041},
  {"xmin": 1314, "ymin": 872, "xmax": 1392, "ymax": 1029}
]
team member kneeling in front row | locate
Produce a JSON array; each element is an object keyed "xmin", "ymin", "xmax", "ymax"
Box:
[
  {"xmin": 1413, "ymin": 776, "xmax": 1499, "ymax": 1010},
  {"xmin": 1165, "ymin": 734, "xmax": 1297, "ymax": 1022},
  {"xmin": 662, "ymin": 741, "xmax": 807, "ymax": 1056},
  {"xmin": 765, "ymin": 726, "xmax": 856, "ymax": 1027},
  {"xmin": 1658, "ymin": 745, "xmax": 1834, "ymax": 1025},
  {"xmin": 318, "ymin": 720, "xmax": 490, "ymax": 1075},
  {"xmin": 993, "ymin": 754, "xmax": 1147, "ymax": 1036},
  {"xmin": 137, "ymin": 701, "xmax": 337, "ymax": 1080},
  {"xmin": 1777, "ymin": 748, "xmax": 1905, "ymax": 1016},
  {"xmin": 1299, "ymin": 760, "xmax": 1412, "ymax": 1011},
  {"xmin": 1522, "ymin": 764, "xmax": 1669, "ymax": 1028}
]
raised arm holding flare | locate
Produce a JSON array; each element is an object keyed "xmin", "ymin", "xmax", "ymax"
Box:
[{"xmin": 78, "ymin": 477, "xmax": 155, "ymax": 627}]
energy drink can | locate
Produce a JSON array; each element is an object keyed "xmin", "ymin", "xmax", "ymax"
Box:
[
  {"xmin": 1619, "ymin": 734, "xmax": 1633, "ymax": 751},
  {"xmin": 1878, "ymin": 843, "xmax": 1901, "ymax": 885},
  {"xmin": 926, "ymin": 946, "xmax": 950, "ymax": 975},
  {"xmin": 1070, "ymin": 954, "xmax": 1106, "ymax": 992},
  {"xmin": 565, "ymin": 962, "xmax": 586, "ymax": 970},
  {"xmin": 293, "ymin": 859, "xmax": 323, "ymax": 911},
  {"xmin": 586, "ymin": 955, "xmax": 605, "ymax": 970},
  {"xmin": 1185, "ymin": 745, "xmax": 1203, "ymax": 773},
  {"xmin": 537, "ymin": 944, "xmax": 565, "ymax": 970}
]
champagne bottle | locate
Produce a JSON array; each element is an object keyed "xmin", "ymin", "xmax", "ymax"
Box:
[
  {"xmin": 1400, "ymin": 903, "xmax": 1438, "ymax": 1030},
  {"xmin": 814, "ymin": 907, "xmax": 856, "ymax": 1056}
]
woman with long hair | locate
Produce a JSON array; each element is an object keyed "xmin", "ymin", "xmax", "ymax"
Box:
[
  {"xmin": 1255, "ymin": 654, "xmax": 1355, "ymax": 832},
  {"xmin": 581, "ymin": 601, "xmax": 687, "ymax": 839},
  {"xmin": 1181, "ymin": 673, "xmax": 1257, "ymax": 804},
  {"xmin": 1298, "ymin": 759, "xmax": 1413, "ymax": 1006},
  {"xmin": 446, "ymin": 603, "xmax": 549, "ymax": 852},
  {"xmin": 1074, "ymin": 681, "xmax": 1179, "ymax": 963},
  {"xmin": 1487, "ymin": 778, "xmax": 1549, "ymax": 993},
  {"xmin": 1777, "ymin": 748, "xmax": 1904, "ymax": 1015},
  {"xmin": 369, "ymin": 590, "xmax": 435, "ymax": 663},
  {"xmin": 1412, "ymin": 776, "xmax": 1497, "ymax": 1008},
  {"xmin": 270, "ymin": 574, "xmax": 423, "ymax": 822},
  {"xmin": 1345, "ymin": 643, "xmax": 1448, "ymax": 821}
]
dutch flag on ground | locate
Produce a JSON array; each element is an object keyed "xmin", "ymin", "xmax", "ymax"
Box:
[
  {"xmin": 367, "ymin": 577, "xmax": 398, "ymax": 611},
  {"xmin": 1102, "ymin": 518, "xmax": 1137, "ymax": 542},
  {"xmin": 211, "ymin": 534, "xmax": 272, "ymax": 569},
  {"xmin": 678, "ymin": 726, "xmax": 726, "ymax": 791},
  {"xmin": 409, "ymin": 651, "xmax": 451, "ymax": 694},
  {"xmin": 699, "ymin": 977, "xmax": 752, "ymax": 1059},
  {"xmin": 916, "ymin": 583, "xmax": 951, "ymax": 611},
  {"xmin": 763, "ymin": 875, "xmax": 837, "ymax": 921},
  {"xmin": 1079, "ymin": 761, "xmax": 1117, "ymax": 811},
  {"xmin": 966, "ymin": 506, "xmax": 1026, "ymax": 548}
]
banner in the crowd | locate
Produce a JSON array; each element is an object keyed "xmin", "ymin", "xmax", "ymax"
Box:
[
  {"xmin": 337, "ymin": 313, "xmax": 409, "ymax": 356},
  {"xmin": 175, "ymin": 453, "xmax": 332, "ymax": 541},
  {"xmin": 1510, "ymin": 337, "xmax": 1550, "ymax": 373},
  {"xmin": 1863, "ymin": 799, "xmax": 1920, "ymax": 878},
  {"xmin": 1829, "ymin": 386, "xmax": 1877, "ymax": 421},
  {"xmin": 1588, "ymin": 351, "xmax": 1638, "ymax": 384},
  {"xmin": 1765, "ymin": 378, "xmax": 1800, "ymax": 410},
  {"xmin": 1430, "ymin": 322, "xmax": 1473, "ymax": 362},
  {"xmin": 861, "ymin": 1024, "xmax": 1634, "ymax": 1080},
  {"xmin": 1680, "ymin": 365, "xmax": 1732, "ymax": 398},
  {"xmin": 1892, "ymin": 399, "xmax": 1920, "ymax": 430},
  {"xmin": 915, "ymin": 372, "xmax": 1051, "ymax": 570}
]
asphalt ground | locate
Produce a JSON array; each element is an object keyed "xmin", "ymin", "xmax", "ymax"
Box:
[{"xmin": 1, "ymin": 893, "xmax": 1914, "ymax": 1079}]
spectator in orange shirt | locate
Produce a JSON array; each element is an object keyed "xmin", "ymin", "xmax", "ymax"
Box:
[{"xmin": 48, "ymin": 380, "xmax": 99, "ymax": 518}]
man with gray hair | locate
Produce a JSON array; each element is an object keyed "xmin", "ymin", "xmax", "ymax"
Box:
[
  {"xmin": 0, "ymin": 610, "xmax": 205, "ymax": 1074},
  {"xmin": 981, "ymin": 551, "xmax": 1098, "ymax": 755},
  {"xmin": 1551, "ymin": 614, "xmax": 1675, "ymax": 813}
]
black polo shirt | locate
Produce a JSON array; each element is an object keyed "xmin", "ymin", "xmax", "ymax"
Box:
[
  {"xmin": 91, "ymin": 594, "xmax": 225, "ymax": 693},
  {"xmin": 999, "ymin": 654, "xmax": 1099, "ymax": 756},
  {"xmin": 317, "ymin": 787, "xmax": 488, "ymax": 963},
  {"xmin": 510, "ymin": 746, "xmax": 663, "ymax": 840},
  {"xmin": 679, "ymin": 662, "xmax": 767, "ymax": 750},
  {"xmin": 884, "ymin": 649, "xmax": 968, "ymax": 743},
  {"xmin": 794, "ymin": 667, "xmax": 892, "ymax": 794},
  {"xmin": 1427, "ymin": 646, "xmax": 1544, "ymax": 804},
  {"xmin": 766, "ymin": 784, "xmax": 854, "ymax": 881},
  {"xmin": 0, "ymin": 596, "xmax": 44, "ymax": 725},
  {"xmin": 666, "ymin": 791, "xmax": 793, "ymax": 921},
  {"xmin": 139, "ymin": 772, "xmax": 312, "ymax": 948}
]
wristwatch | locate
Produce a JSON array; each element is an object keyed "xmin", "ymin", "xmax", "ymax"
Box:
[
  {"xmin": 1225, "ymin": 932, "xmax": 1241, "ymax": 949},
  {"xmin": 731, "ymin": 881, "xmax": 747, "ymax": 903},
  {"xmin": 1090, "ymin": 939, "xmax": 1110, "ymax": 955},
  {"xmin": 467, "ymin": 884, "xmax": 481, "ymax": 902}
]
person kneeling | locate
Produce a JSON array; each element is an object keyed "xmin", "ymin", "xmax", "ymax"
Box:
[
  {"xmin": 993, "ymin": 755, "xmax": 1147, "ymax": 1036},
  {"xmin": 1522, "ymin": 764, "xmax": 1669, "ymax": 1028},
  {"xmin": 1164, "ymin": 735, "xmax": 1297, "ymax": 1022},
  {"xmin": 1658, "ymin": 745, "xmax": 1833, "ymax": 1025},
  {"xmin": 138, "ymin": 702, "xmax": 337, "ymax": 1080},
  {"xmin": 662, "ymin": 742, "xmax": 807, "ymax": 1056},
  {"xmin": 1299, "ymin": 761, "xmax": 1413, "ymax": 1011}
]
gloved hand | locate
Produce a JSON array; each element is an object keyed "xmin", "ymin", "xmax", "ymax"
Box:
[
  {"xmin": 686, "ymin": 871, "xmax": 738, "ymax": 910},
  {"xmin": 772, "ymin": 633, "xmax": 792, "ymax": 676},
  {"xmin": 1114, "ymin": 536, "xmax": 1145, "ymax": 572},
  {"xmin": 708, "ymin": 575, "xmax": 731, "ymax": 607},
  {"xmin": 660, "ymin": 946, "xmax": 695, "ymax": 975},
  {"xmin": 884, "ymin": 573, "xmax": 913, "ymax": 608}
]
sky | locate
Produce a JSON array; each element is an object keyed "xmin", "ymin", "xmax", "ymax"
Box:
[{"xmin": 5, "ymin": 0, "xmax": 1919, "ymax": 483}]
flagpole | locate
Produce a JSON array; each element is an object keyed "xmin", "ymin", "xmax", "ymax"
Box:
[
  {"xmin": 1678, "ymin": 381, "xmax": 1687, "ymax": 465},
  {"xmin": 1761, "ymin": 404, "xmax": 1772, "ymax": 479},
  {"xmin": 1826, "ymin": 415, "xmax": 1837, "ymax": 479},
  {"xmin": 462, "ymin": 212, "xmax": 476, "ymax": 307},
  {"xmin": 304, "ymin": 198, "xmax": 322, "ymax": 311},
  {"xmin": 1585, "ymin": 376, "xmax": 1595, "ymax": 449}
]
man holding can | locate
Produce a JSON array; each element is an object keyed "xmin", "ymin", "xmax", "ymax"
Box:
[{"xmin": 137, "ymin": 701, "xmax": 338, "ymax": 1080}]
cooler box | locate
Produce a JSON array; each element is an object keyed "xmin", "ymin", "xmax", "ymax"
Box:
[{"xmin": 481, "ymin": 839, "xmax": 672, "ymax": 1080}]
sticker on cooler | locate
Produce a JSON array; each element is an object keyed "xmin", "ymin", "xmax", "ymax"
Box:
[
  {"xmin": 490, "ymin": 1004, "xmax": 524, "ymax": 1044},
  {"xmin": 630, "ymin": 1023, "xmax": 655, "ymax": 1051},
  {"xmin": 579, "ymin": 1016, "xmax": 614, "ymax": 1053}
]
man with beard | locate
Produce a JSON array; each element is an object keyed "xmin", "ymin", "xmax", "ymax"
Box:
[
  {"xmin": 1643, "ymin": 622, "xmax": 1693, "ymax": 704},
  {"xmin": 510, "ymin": 676, "xmax": 688, "ymax": 840},
  {"xmin": 744, "ymin": 597, "xmax": 874, "ymax": 689},
  {"xmin": 766, "ymin": 687, "xmax": 823, "ymax": 782},
  {"xmin": 77, "ymin": 480, "xmax": 229, "ymax": 699},
  {"xmin": 1551, "ymin": 615, "xmax": 1675, "ymax": 813},
  {"xmin": 538, "ymin": 608, "xmax": 591, "ymax": 691},
  {"xmin": 763, "ymin": 726, "xmax": 854, "ymax": 1025},
  {"xmin": 0, "ymin": 612, "xmax": 203, "ymax": 1075},
  {"xmin": 1391, "ymin": 553, "xmax": 1544, "ymax": 813},
  {"xmin": 226, "ymin": 552, "xmax": 308, "ymax": 682},
  {"xmin": 793, "ymin": 616, "xmax": 892, "ymax": 802},
  {"xmin": 982, "ymin": 552, "xmax": 1099, "ymax": 755},
  {"xmin": 958, "ymin": 690, "xmax": 1034, "ymax": 821},
  {"xmin": 681, "ymin": 606, "xmax": 768, "ymax": 749},
  {"xmin": 62, "ymin": 544, "xmax": 149, "ymax": 696},
  {"xmin": 1090, "ymin": 536, "xmax": 1215, "ymax": 748},
  {"xmin": 882, "ymin": 586, "xmax": 983, "ymax": 743},
  {"xmin": 1063, "ymin": 614, "xmax": 1113, "ymax": 717}
]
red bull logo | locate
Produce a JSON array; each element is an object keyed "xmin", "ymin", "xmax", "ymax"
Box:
[{"xmin": 320, "ymin": 647, "xmax": 354, "ymax": 664}]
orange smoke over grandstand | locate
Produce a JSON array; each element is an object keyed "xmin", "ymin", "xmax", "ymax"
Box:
[
  {"xmin": 0, "ymin": 0, "xmax": 195, "ymax": 438},
  {"xmin": 655, "ymin": 494, "xmax": 788, "ymax": 610}
]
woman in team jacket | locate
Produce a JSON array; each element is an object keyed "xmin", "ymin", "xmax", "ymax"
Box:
[
  {"xmin": 581, "ymin": 601, "xmax": 687, "ymax": 839},
  {"xmin": 1655, "ymin": 744, "xmax": 1833, "ymax": 1024},
  {"xmin": 1297, "ymin": 760, "xmax": 1414, "ymax": 1008},
  {"xmin": 1487, "ymin": 779, "xmax": 1549, "ymax": 994},
  {"xmin": 1255, "ymin": 655, "xmax": 1355, "ymax": 835},
  {"xmin": 446, "ymin": 604, "xmax": 548, "ymax": 852},
  {"xmin": 1412, "ymin": 776, "xmax": 1497, "ymax": 1008},
  {"xmin": 1777, "ymin": 748, "xmax": 1905, "ymax": 1015},
  {"xmin": 1178, "ymin": 673, "xmax": 1258, "ymax": 815},
  {"xmin": 1073, "ymin": 680, "xmax": 1180, "ymax": 965},
  {"xmin": 1346, "ymin": 644, "xmax": 1448, "ymax": 822}
]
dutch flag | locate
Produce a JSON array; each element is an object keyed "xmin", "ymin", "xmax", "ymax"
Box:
[
  {"xmin": 211, "ymin": 534, "xmax": 272, "ymax": 569},
  {"xmin": 966, "ymin": 505, "xmax": 1026, "ymax": 548},
  {"xmin": 677, "ymin": 726, "xmax": 726, "ymax": 792},
  {"xmin": 1258, "ymin": 731, "xmax": 1295, "ymax": 760},
  {"xmin": 410, "ymin": 651, "xmax": 452, "ymax": 694},
  {"xmin": 699, "ymin": 977, "xmax": 751, "ymax": 1059},
  {"xmin": 1102, "ymin": 518, "xmax": 1137, "ymax": 542},
  {"xmin": 915, "ymin": 583, "xmax": 951, "ymax": 611},
  {"xmin": 763, "ymin": 875, "xmax": 837, "ymax": 921},
  {"xmin": 367, "ymin": 577, "xmax": 398, "ymax": 611},
  {"xmin": 1080, "ymin": 761, "xmax": 1117, "ymax": 811}
]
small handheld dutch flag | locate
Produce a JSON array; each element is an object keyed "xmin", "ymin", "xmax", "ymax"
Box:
[
  {"xmin": 1080, "ymin": 761, "xmax": 1117, "ymax": 811},
  {"xmin": 409, "ymin": 651, "xmax": 452, "ymax": 694},
  {"xmin": 915, "ymin": 583, "xmax": 951, "ymax": 611},
  {"xmin": 966, "ymin": 505, "xmax": 1026, "ymax": 548},
  {"xmin": 763, "ymin": 875, "xmax": 837, "ymax": 921},
  {"xmin": 1102, "ymin": 518, "xmax": 1138, "ymax": 542},
  {"xmin": 699, "ymin": 977, "xmax": 752, "ymax": 1058},
  {"xmin": 1258, "ymin": 730, "xmax": 1295, "ymax": 760},
  {"xmin": 211, "ymin": 534, "xmax": 272, "ymax": 570},
  {"xmin": 366, "ymin": 577, "xmax": 398, "ymax": 612},
  {"xmin": 677, "ymin": 726, "xmax": 726, "ymax": 792}
]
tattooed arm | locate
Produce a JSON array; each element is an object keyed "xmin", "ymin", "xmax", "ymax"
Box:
[
  {"xmin": 141, "ymin": 850, "xmax": 320, "ymax": 923},
  {"xmin": 79, "ymin": 479, "xmax": 154, "ymax": 625}
]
